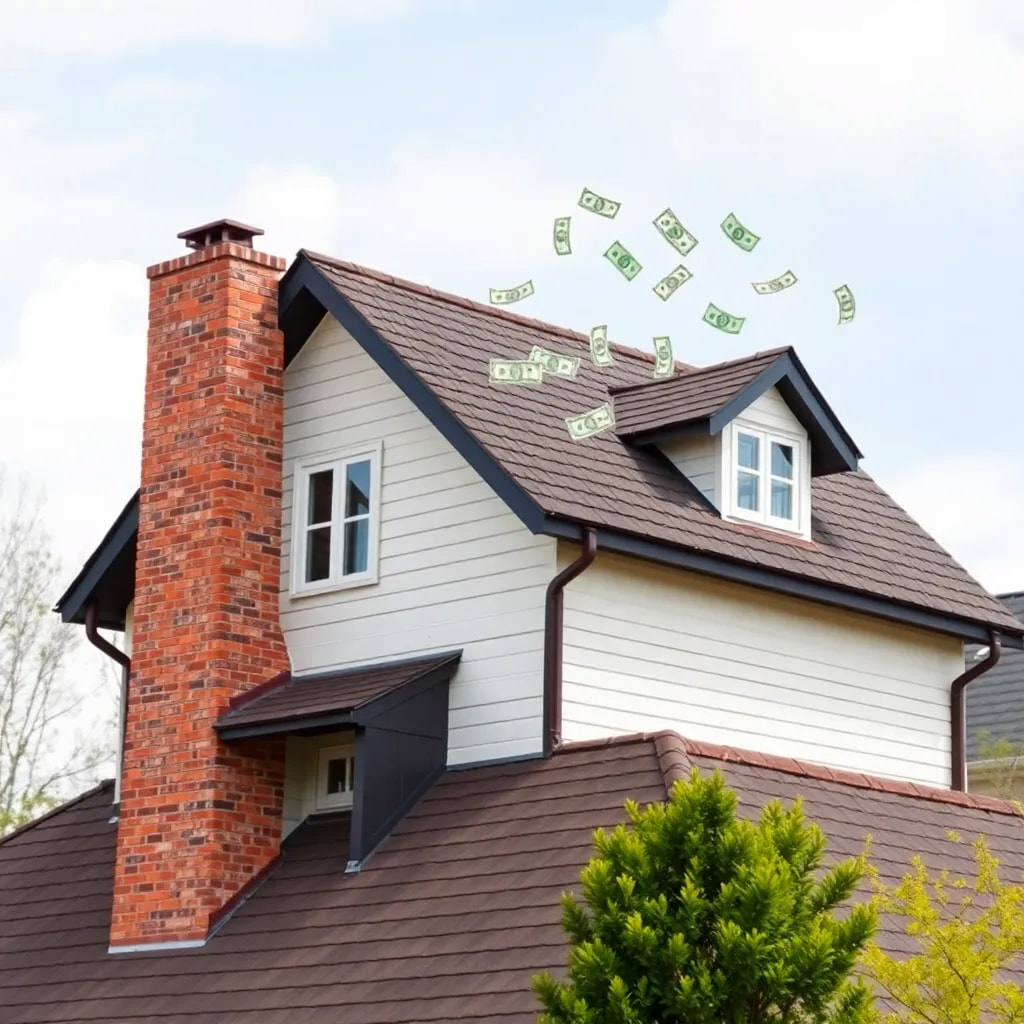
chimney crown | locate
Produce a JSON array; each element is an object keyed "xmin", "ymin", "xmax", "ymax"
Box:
[{"xmin": 177, "ymin": 218, "xmax": 265, "ymax": 251}]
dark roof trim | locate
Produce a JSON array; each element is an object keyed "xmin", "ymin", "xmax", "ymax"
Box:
[
  {"xmin": 542, "ymin": 517, "xmax": 1024, "ymax": 648},
  {"xmin": 627, "ymin": 350, "xmax": 862, "ymax": 477},
  {"xmin": 214, "ymin": 650, "xmax": 463, "ymax": 740},
  {"xmin": 53, "ymin": 492, "xmax": 138, "ymax": 627},
  {"xmin": 0, "ymin": 778, "xmax": 114, "ymax": 847},
  {"xmin": 280, "ymin": 256, "xmax": 548, "ymax": 534}
]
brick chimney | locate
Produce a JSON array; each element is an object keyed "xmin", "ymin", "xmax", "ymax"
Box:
[{"xmin": 110, "ymin": 221, "xmax": 291, "ymax": 950}]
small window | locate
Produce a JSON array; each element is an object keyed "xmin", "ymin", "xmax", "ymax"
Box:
[
  {"xmin": 316, "ymin": 745, "xmax": 355, "ymax": 811},
  {"xmin": 292, "ymin": 444, "xmax": 382, "ymax": 595},
  {"xmin": 730, "ymin": 426, "xmax": 801, "ymax": 529}
]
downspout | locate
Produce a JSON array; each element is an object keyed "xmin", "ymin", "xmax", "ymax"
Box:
[
  {"xmin": 950, "ymin": 630, "xmax": 1001, "ymax": 792},
  {"xmin": 543, "ymin": 528, "xmax": 597, "ymax": 757},
  {"xmin": 84, "ymin": 599, "xmax": 131, "ymax": 811}
]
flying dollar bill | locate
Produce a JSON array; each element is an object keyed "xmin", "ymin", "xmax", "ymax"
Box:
[
  {"xmin": 752, "ymin": 270, "xmax": 798, "ymax": 294},
  {"xmin": 553, "ymin": 216, "xmax": 571, "ymax": 256},
  {"xmin": 604, "ymin": 241, "xmax": 642, "ymax": 281},
  {"xmin": 565, "ymin": 403, "xmax": 616, "ymax": 441},
  {"xmin": 703, "ymin": 302, "xmax": 745, "ymax": 334},
  {"xmin": 529, "ymin": 345, "xmax": 580, "ymax": 379},
  {"xmin": 578, "ymin": 188, "xmax": 620, "ymax": 219},
  {"xmin": 720, "ymin": 212, "xmax": 760, "ymax": 252},
  {"xmin": 653, "ymin": 208, "xmax": 698, "ymax": 257},
  {"xmin": 488, "ymin": 359, "xmax": 544, "ymax": 385},
  {"xmin": 652, "ymin": 264, "xmax": 693, "ymax": 301},
  {"xmin": 589, "ymin": 325, "xmax": 613, "ymax": 368},
  {"xmin": 489, "ymin": 281, "xmax": 535, "ymax": 305},
  {"xmin": 653, "ymin": 336, "xmax": 673, "ymax": 378},
  {"xmin": 834, "ymin": 284, "xmax": 856, "ymax": 324}
]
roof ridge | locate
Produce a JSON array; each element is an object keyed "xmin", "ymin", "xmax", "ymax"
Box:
[
  {"xmin": 682, "ymin": 736, "xmax": 1024, "ymax": 816},
  {"xmin": 561, "ymin": 731, "xmax": 1024, "ymax": 817},
  {"xmin": 300, "ymin": 249, "xmax": 699, "ymax": 372},
  {"xmin": 0, "ymin": 778, "xmax": 114, "ymax": 847}
]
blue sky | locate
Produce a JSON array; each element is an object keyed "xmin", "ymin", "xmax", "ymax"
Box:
[{"xmin": 1, "ymin": 0, "xmax": 1022, "ymax": 622}]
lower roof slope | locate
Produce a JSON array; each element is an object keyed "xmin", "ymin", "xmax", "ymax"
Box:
[
  {"xmin": 299, "ymin": 253, "xmax": 1022, "ymax": 640},
  {"xmin": 966, "ymin": 592, "xmax": 1024, "ymax": 760},
  {"xmin": 2, "ymin": 734, "xmax": 1023, "ymax": 1023}
]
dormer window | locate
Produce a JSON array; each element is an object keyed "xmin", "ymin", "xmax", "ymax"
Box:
[
  {"xmin": 733, "ymin": 428, "xmax": 797, "ymax": 524},
  {"xmin": 721, "ymin": 419, "xmax": 809, "ymax": 538}
]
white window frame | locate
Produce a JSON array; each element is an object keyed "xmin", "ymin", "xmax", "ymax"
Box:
[
  {"xmin": 291, "ymin": 441, "xmax": 383, "ymax": 597},
  {"xmin": 314, "ymin": 743, "xmax": 356, "ymax": 812},
  {"xmin": 721, "ymin": 420, "xmax": 808, "ymax": 538}
]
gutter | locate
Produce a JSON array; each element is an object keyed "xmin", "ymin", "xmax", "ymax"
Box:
[
  {"xmin": 84, "ymin": 599, "xmax": 131, "ymax": 811},
  {"xmin": 543, "ymin": 528, "xmax": 597, "ymax": 756},
  {"xmin": 950, "ymin": 630, "xmax": 1001, "ymax": 792}
]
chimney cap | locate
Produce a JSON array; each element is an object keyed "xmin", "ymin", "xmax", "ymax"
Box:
[{"xmin": 177, "ymin": 218, "xmax": 265, "ymax": 251}]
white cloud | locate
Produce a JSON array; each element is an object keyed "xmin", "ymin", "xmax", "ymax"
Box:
[
  {"xmin": 0, "ymin": 0, "xmax": 468, "ymax": 57},
  {"xmin": 0, "ymin": 260, "xmax": 146, "ymax": 589},
  {"xmin": 612, "ymin": 0, "xmax": 1024, "ymax": 184},
  {"xmin": 882, "ymin": 454, "xmax": 1024, "ymax": 596},
  {"xmin": 234, "ymin": 149, "xmax": 573, "ymax": 291}
]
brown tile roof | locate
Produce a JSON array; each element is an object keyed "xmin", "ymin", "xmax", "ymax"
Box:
[
  {"xmin": 215, "ymin": 651, "xmax": 462, "ymax": 737},
  {"xmin": 612, "ymin": 347, "xmax": 786, "ymax": 437},
  {"xmin": 3, "ymin": 732, "xmax": 1023, "ymax": 1022},
  {"xmin": 301, "ymin": 254, "xmax": 1021, "ymax": 638}
]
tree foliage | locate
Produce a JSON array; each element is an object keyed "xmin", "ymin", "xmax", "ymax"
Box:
[
  {"xmin": 971, "ymin": 731, "xmax": 1024, "ymax": 801},
  {"xmin": 862, "ymin": 833, "xmax": 1024, "ymax": 1024},
  {"xmin": 0, "ymin": 473, "xmax": 109, "ymax": 835},
  {"xmin": 533, "ymin": 767, "xmax": 877, "ymax": 1024}
]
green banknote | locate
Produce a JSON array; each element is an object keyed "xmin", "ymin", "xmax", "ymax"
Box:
[
  {"xmin": 720, "ymin": 212, "xmax": 760, "ymax": 251},
  {"xmin": 488, "ymin": 359, "xmax": 544, "ymax": 385},
  {"xmin": 604, "ymin": 241, "xmax": 642, "ymax": 281},
  {"xmin": 652, "ymin": 336, "xmax": 673, "ymax": 378},
  {"xmin": 589, "ymin": 325, "xmax": 613, "ymax": 368},
  {"xmin": 834, "ymin": 284, "xmax": 855, "ymax": 324},
  {"xmin": 752, "ymin": 270, "xmax": 797, "ymax": 294},
  {"xmin": 529, "ymin": 345, "xmax": 580, "ymax": 379},
  {"xmin": 653, "ymin": 208, "xmax": 698, "ymax": 257},
  {"xmin": 565, "ymin": 403, "xmax": 616, "ymax": 441},
  {"xmin": 489, "ymin": 281, "xmax": 535, "ymax": 305},
  {"xmin": 653, "ymin": 264, "xmax": 692, "ymax": 301},
  {"xmin": 553, "ymin": 216, "xmax": 571, "ymax": 256},
  {"xmin": 578, "ymin": 188, "xmax": 620, "ymax": 219},
  {"xmin": 703, "ymin": 302, "xmax": 745, "ymax": 334}
]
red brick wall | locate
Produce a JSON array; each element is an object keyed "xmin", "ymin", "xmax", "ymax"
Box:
[{"xmin": 110, "ymin": 242, "xmax": 291, "ymax": 947}]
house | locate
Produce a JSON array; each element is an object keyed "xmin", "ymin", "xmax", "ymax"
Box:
[
  {"xmin": 965, "ymin": 591, "xmax": 1024, "ymax": 798},
  {"xmin": 1, "ymin": 219, "xmax": 1023, "ymax": 1022}
]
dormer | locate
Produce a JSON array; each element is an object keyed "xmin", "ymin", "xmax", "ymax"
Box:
[{"xmin": 612, "ymin": 347, "xmax": 862, "ymax": 540}]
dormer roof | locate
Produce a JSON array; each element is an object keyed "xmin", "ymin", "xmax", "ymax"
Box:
[{"xmin": 611, "ymin": 347, "xmax": 862, "ymax": 476}]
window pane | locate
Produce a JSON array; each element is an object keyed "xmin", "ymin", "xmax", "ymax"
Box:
[
  {"xmin": 771, "ymin": 480, "xmax": 793, "ymax": 520},
  {"xmin": 737, "ymin": 432, "xmax": 760, "ymax": 471},
  {"xmin": 737, "ymin": 470, "xmax": 759, "ymax": 511},
  {"xmin": 308, "ymin": 469, "xmax": 334, "ymax": 525},
  {"xmin": 345, "ymin": 460, "xmax": 371, "ymax": 518},
  {"xmin": 771, "ymin": 442, "xmax": 794, "ymax": 480},
  {"xmin": 305, "ymin": 525, "xmax": 331, "ymax": 582},
  {"xmin": 326, "ymin": 757, "xmax": 348, "ymax": 794},
  {"xmin": 343, "ymin": 518, "xmax": 369, "ymax": 575}
]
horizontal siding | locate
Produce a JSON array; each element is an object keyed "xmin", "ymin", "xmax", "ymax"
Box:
[
  {"xmin": 560, "ymin": 546, "xmax": 963, "ymax": 786},
  {"xmin": 660, "ymin": 434, "xmax": 718, "ymax": 506},
  {"xmin": 744, "ymin": 385, "xmax": 802, "ymax": 435},
  {"xmin": 283, "ymin": 315, "xmax": 554, "ymax": 766}
]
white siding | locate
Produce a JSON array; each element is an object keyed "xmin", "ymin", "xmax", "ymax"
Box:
[
  {"xmin": 744, "ymin": 385, "xmax": 803, "ymax": 435},
  {"xmin": 282, "ymin": 315, "xmax": 556, "ymax": 766},
  {"xmin": 282, "ymin": 731, "xmax": 353, "ymax": 838},
  {"xmin": 561, "ymin": 546, "xmax": 963, "ymax": 787},
  {"xmin": 660, "ymin": 434, "xmax": 719, "ymax": 507}
]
